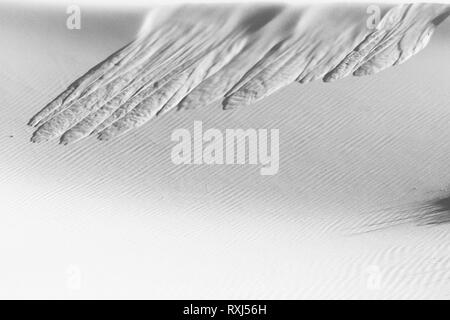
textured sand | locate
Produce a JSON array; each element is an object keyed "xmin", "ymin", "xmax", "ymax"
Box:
[
  {"xmin": 28, "ymin": 3, "xmax": 450, "ymax": 144},
  {"xmin": 0, "ymin": 3, "xmax": 449, "ymax": 299}
]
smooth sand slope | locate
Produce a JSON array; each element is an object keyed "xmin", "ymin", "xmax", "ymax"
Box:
[{"xmin": 0, "ymin": 3, "xmax": 449, "ymax": 298}]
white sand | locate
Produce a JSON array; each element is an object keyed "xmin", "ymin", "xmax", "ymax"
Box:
[
  {"xmin": 28, "ymin": 4, "xmax": 450, "ymax": 143},
  {"xmin": 0, "ymin": 3, "xmax": 449, "ymax": 299}
]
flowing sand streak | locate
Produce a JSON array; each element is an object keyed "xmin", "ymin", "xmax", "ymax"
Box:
[
  {"xmin": 29, "ymin": 3, "xmax": 450, "ymax": 144},
  {"xmin": 91, "ymin": 30, "xmax": 248, "ymax": 139},
  {"xmin": 27, "ymin": 39, "xmax": 140, "ymax": 127},
  {"xmin": 32, "ymin": 22, "xmax": 222, "ymax": 143},
  {"xmin": 59, "ymin": 24, "xmax": 230, "ymax": 144},
  {"xmin": 97, "ymin": 34, "xmax": 248, "ymax": 141}
]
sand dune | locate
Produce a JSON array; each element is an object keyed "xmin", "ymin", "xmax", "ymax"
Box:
[
  {"xmin": 0, "ymin": 2, "xmax": 450, "ymax": 299},
  {"xmin": 28, "ymin": 3, "xmax": 450, "ymax": 144}
]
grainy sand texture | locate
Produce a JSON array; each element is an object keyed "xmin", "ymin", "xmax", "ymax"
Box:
[
  {"xmin": 0, "ymin": 2, "xmax": 450, "ymax": 299},
  {"xmin": 28, "ymin": 3, "xmax": 450, "ymax": 145}
]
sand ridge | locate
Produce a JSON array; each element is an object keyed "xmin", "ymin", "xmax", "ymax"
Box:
[{"xmin": 28, "ymin": 3, "xmax": 450, "ymax": 144}]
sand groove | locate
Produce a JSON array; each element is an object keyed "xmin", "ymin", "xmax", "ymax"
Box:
[{"xmin": 29, "ymin": 3, "xmax": 450, "ymax": 144}]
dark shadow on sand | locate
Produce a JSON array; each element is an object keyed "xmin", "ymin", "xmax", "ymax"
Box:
[
  {"xmin": 347, "ymin": 195, "xmax": 450, "ymax": 235},
  {"xmin": 417, "ymin": 196, "xmax": 450, "ymax": 226}
]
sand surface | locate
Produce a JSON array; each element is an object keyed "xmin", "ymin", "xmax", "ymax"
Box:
[{"xmin": 0, "ymin": 3, "xmax": 449, "ymax": 299}]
